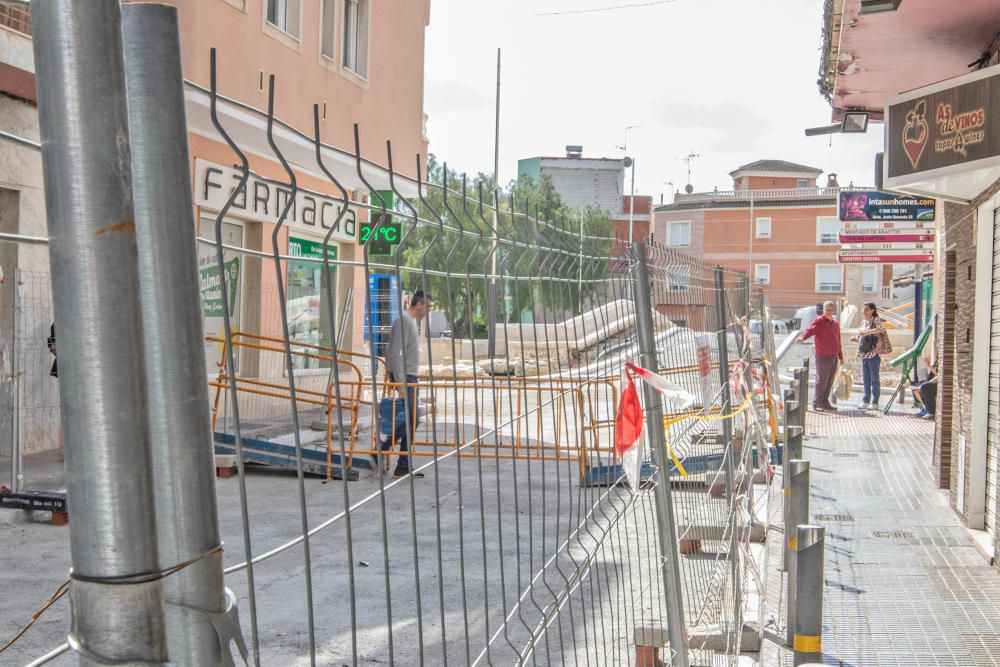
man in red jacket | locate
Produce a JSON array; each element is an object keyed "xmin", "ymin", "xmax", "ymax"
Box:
[{"xmin": 799, "ymin": 301, "xmax": 844, "ymax": 411}]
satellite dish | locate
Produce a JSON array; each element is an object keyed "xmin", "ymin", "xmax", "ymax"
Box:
[
  {"xmin": 684, "ymin": 184, "xmax": 694, "ymax": 194},
  {"xmin": 623, "ymin": 156, "xmax": 633, "ymax": 168}
]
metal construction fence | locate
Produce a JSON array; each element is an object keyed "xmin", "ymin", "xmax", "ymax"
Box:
[
  {"xmin": 0, "ymin": 270, "xmax": 61, "ymax": 490},
  {"xmin": 3, "ymin": 3, "xmax": 784, "ymax": 666}
]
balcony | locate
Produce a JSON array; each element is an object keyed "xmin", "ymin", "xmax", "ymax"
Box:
[
  {"xmin": 0, "ymin": 3, "xmax": 30, "ymax": 36},
  {"xmin": 672, "ymin": 186, "xmax": 845, "ymax": 205}
]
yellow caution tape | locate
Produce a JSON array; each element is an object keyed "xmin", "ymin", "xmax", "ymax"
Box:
[
  {"xmin": 793, "ymin": 634, "xmax": 821, "ymax": 652},
  {"xmin": 661, "ymin": 390, "xmax": 755, "ymax": 478}
]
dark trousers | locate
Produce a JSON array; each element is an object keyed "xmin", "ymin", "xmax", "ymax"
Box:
[
  {"xmin": 862, "ymin": 355, "xmax": 881, "ymax": 404},
  {"xmin": 920, "ymin": 380, "xmax": 937, "ymax": 415},
  {"xmin": 814, "ymin": 354, "xmax": 839, "ymax": 408},
  {"xmin": 385, "ymin": 373, "xmax": 419, "ymax": 473}
]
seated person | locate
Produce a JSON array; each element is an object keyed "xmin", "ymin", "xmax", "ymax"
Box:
[{"xmin": 910, "ymin": 360, "xmax": 938, "ymax": 419}]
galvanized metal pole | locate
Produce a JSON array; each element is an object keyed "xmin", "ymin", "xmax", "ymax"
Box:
[
  {"xmin": 29, "ymin": 0, "xmax": 167, "ymax": 662},
  {"xmin": 488, "ymin": 47, "xmax": 500, "ymax": 359},
  {"xmin": 786, "ymin": 380, "xmax": 804, "ymax": 463},
  {"xmin": 800, "ymin": 359, "xmax": 810, "ymax": 426},
  {"xmin": 713, "ymin": 265, "xmax": 744, "ymax": 644},
  {"xmin": 10, "ymin": 272, "xmax": 21, "ymax": 492},
  {"xmin": 793, "ymin": 525, "xmax": 825, "ymax": 666},
  {"xmin": 631, "ymin": 242, "xmax": 689, "ymax": 667},
  {"xmin": 783, "ymin": 459, "xmax": 810, "ymax": 626},
  {"xmin": 122, "ymin": 4, "xmax": 230, "ymax": 664},
  {"xmin": 780, "ymin": 388, "xmax": 795, "ymax": 509},
  {"xmin": 714, "ymin": 267, "xmax": 735, "ymax": 499},
  {"xmin": 578, "ymin": 207, "xmax": 584, "ymax": 312},
  {"xmin": 628, "ymin": 159, "xmax": 636, "ymax": 245}
]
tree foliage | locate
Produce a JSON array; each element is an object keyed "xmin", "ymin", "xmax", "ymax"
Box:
[{"xmin": 393, "ymin": 154, "xmax": 613, "ymax": 338}]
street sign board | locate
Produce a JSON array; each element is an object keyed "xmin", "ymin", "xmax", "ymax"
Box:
[
  {"xmin": 838, "ymin": 248, "xmax": 934, "ymax": 264},
  {"xmin": 838, "ymin": 190, "xmax": 936, "ymax": 222},
  {"xmin": 839, "ymin": 228, "xmax": 936, "ymax": 244}
]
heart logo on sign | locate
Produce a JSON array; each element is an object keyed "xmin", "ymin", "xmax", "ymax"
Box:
[{"xmin": 902, "ymin": 100, "xmax": 929, "ymax": 169}]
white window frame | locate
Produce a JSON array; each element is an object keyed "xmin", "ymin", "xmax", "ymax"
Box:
[
  {"xmin": 667, "ymin": 265, "xmax": 691, "ymax": 292},
  {"xmin": 816, "ymin": 216, "xmax": 841, "ymax": 245},
  {"xmin": 319, "ymin": 0, "xmax": 337, "ymax": 63},
  {"xmin": 755, "ymin": 263, "xmax": 771, "ymax": 285},
  {"xmin": 797, "ymin": 178, "xmax": 811, "ymax": 189},
  {"xmin": 862, "ymin": 266, "xmax": 877, "ymax": 293},
  {"xmin": 343, "ymin": 0, "xmax": 370, "ymax": 79},
  {"xmin": 815, "ymin": 264, "xmax": 843, "ymax": 293},
  {"xmin": 266, "ymin": 0, "xmax": 300, "ymax": 37},
  {"xmin": 666, "ymin": 220, "xmax": 691, "ymax": 248},
  {"xmin": 755, "ymin": 216, "xmax": 772, "ymax": 239},
  {"xmin": 263, "ymin": 0, "xmax": 301, "ymax": 45}
]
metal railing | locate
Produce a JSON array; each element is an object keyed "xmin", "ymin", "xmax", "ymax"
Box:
[
  {"xmin": 2, "ymin": 3, "xmax": 782, "ymax": 665},
  {"xmin": 671, "ymin": 186, "xmax": 843, "ymax": 205},
  {"xmin": 0, "ymin": 2, "xmax": 30, "ymax": 35}
]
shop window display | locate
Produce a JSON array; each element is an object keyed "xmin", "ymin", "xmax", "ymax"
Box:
[{"xmin": 287, "ymin": 236, "xmax": 337, "ymax": 369}]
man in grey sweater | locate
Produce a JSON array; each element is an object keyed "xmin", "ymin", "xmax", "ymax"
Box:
[{"xmin": 382, "ymin": 290, "xmax": 430, "ymax": 477}]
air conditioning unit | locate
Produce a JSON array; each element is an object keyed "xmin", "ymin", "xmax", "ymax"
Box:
[{"xmin": 859, "ymin": 0, "xmax": 902, "ymax": 14}]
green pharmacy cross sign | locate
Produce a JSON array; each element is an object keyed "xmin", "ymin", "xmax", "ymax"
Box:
[{"xmin": 358, "ymin": 190, "xmax": 402, "ymax": 256}]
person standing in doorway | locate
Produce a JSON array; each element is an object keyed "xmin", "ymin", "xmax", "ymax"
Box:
[
  {"xmin": 382, "ymin": 290, "xmax": 431, "ymax": 478},
  {"xmin": 799, "ymin": 300, "xmax": 843, "ymax": 411},
  {"xmin": 46, "ymin": 323, "xmax": 64, "ymax": 460},
  {"xmin": 851, "ymin": 302, "xmax": 891, "ymax": 411},
  {"xmin": 47, "ymin": 323, "xmax": 57, "ymax": 377}
]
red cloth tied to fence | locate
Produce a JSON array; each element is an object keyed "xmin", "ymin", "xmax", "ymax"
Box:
[{"xmin": 614, "ymin": 366, "xmax": 643, "ymax": 458}]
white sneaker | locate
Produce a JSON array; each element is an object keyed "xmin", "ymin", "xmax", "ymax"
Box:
[{"xmin": 858, "ymin": 403, "xmax": 870, "ymax": 411}]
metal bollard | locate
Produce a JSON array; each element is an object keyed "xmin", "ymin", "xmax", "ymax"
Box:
[
  {"xmin": 783, "ymin": 387, "xmax": 804, "ymax": 472},
  {"xmin": 781, "ymin": 387, "xmax": 792, "ymax": 477},
  {"xmin": 783, "ymin": 460, "xmax": 810, "ymax": 613},
  {"xmin": 799, "ymin": 359, "xmax": 810, "ymax": 429},
  {"xmin": 793, "ymin": 525, "xmax": 825, "ymax": 666},
  {"xmin": 783, "ymin": 458, "xmax": 810, "ymax": 573},
  {"xmin": 793, "ymin": 370, "xmax": 807, "ymax": 455}
]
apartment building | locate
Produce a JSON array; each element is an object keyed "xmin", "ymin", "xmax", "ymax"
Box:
[
  {"xmin": 653, "ymin": 159, "xmax": 883, "ymax": 320},
  {"xmin": 0, "ymin": 0, "xmax": 431, "ymax": 452},
  {"xmin": 517, "ymin": 150, "xmax": 655, "ymax": 249},
  {"xmin": 518, "ymin": 149, "xmax": 626, "ymax": 213}
]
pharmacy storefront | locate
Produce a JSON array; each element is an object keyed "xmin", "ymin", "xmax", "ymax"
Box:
[{"xmin": 193, "ymin": 158, "xmax": 357, "ymax": 374}]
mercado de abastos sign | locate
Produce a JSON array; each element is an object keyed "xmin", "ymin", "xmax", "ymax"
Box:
[{"xmin": 194, "ymin": 158, "xmax": 357, "ymax": 244}]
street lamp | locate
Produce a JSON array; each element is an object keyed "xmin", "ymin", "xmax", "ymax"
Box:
[
  {"xmin": 618, "ymin": 125, "xmax": 641, "ymax": 245},
  {"xmin": 804, "ymin": 111, "xmax": 870, "ymax": 136}
]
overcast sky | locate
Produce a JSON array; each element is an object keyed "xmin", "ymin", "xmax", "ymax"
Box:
[{"xmin": 423, "ymin": 0, "xmax": 886, "ymax": 202}]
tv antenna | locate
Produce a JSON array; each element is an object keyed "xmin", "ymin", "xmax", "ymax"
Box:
[
  {"xmin": 678, "ymin": 152, "xmax": 701, "ymax": 191},
  {"xmin": 616, "ymin": 124, "xmax": 642, "ymax": 154}
]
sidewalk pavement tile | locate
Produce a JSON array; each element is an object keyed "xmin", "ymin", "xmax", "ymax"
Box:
[{"xmin": 762, "ymin": 404, "xmax": 1000, "ymax": 666}]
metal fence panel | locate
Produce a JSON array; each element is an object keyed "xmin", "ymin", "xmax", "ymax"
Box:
[{"xmin": 3, "ymin": 28, "xmax": 782, "ymax": 667}]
